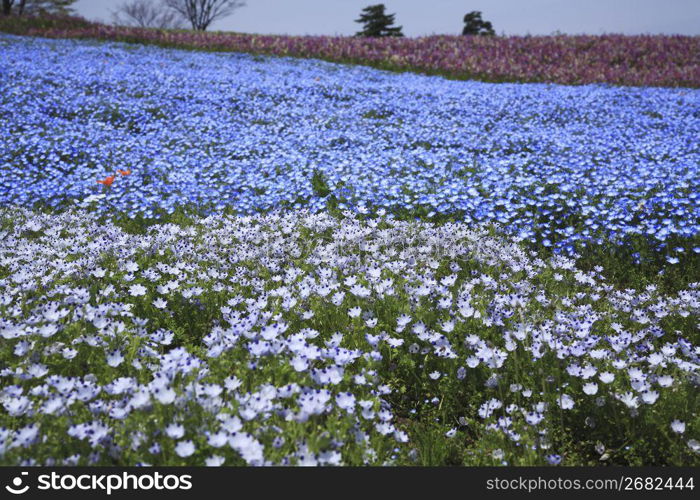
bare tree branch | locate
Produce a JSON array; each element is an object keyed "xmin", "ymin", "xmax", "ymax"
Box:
[
  {"xmin": 163, "ymin": 0, "xmax": 245, "ymax": 31},
  {"xmin": 112, "ymin": 0, "xmax": 184, "ymax": 29}
]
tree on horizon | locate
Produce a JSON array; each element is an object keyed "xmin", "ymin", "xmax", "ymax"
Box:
[
  {"xmin": 355, "ymin": 4, "xmax": 403, "ymax": 38},
  {"xmin": 112, "ymin": 0, "xmax": 185, "ymax": 29},
  {"xmin": 2, "ymin": 0, "xmax": 76, "ymax": 16},
  {"xmin": 462, "ymin": 10, "xmax": 495, "ymax": 36},
  {"xmin": 164, "ymin": 0, "xmax": 245, "ymax": 31}
]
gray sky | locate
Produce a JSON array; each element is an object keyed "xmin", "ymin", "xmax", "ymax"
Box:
[{"xmin": 74, "ymin": 0, "xmax": 700, "ymax": 37}]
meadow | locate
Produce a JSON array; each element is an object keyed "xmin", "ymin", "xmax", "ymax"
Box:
[{"xmin": 0, "ymin": 32, "xmax": 698, "ymax": 466}]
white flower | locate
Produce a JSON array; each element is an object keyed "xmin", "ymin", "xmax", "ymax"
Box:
[
  {"xmin": 336, "ymin": 392, "xmax": 356, "ymax": 412},
  {"xmin": 617, "ymin": 392, "xmax": 639, "ymax": 409},
  {"xmin": 205, "ymin": 455, "xmax": 225, "ymax": 466},
  {"xmin": 154, "ymin": 387, "xmax": 176, "ymax": 405},
  {"xmin": 582, "ymin": 383, "xmax": 598, "ymax": 395},
  {"xmin": 175, "ymin": 440, "xmax": 195, "ymax": 457},
  {"xmin": 207, "ymin": 432, "xmax": 228, "ymax": 448},
  {"xmin": 83, "ymin": 194, "xmax": 107, "ymax": 204},
  {"xmin": 349, "ymin": 284, "xmax": 370, "ymax": 298},
  {"xmin": 670, "ymin": 420, "xmax": 686, "ymax": 434},
  {"xmin": 129, "ymin": 284, "xmax": 147, "ymax": 297},
  {"xmin": 165, "ymin": 424, "xmax": 185, "ymax": 439},
  {"xmin": 224, "ymin": 376, "xmax": 242, "ymax": 391},
  {"xmin": 92, "ymin": 268, "xmax": 106, "ymax": 278},
  {"xmin": 229, "ymin": 433, "xmax": 264, "ymax": 465},
  {"xmin": 558, "ymin": 394, "xmax": 575, "ymax": 410},
  {"xmin": 396, "ymin": 314, "xmax": 412, "ymax": 327},
  {"xmin": 524, "ymin": 412, "xmax": 543, "ymax": 426},
  {"xmin": 641, "ymin": 391, "xmax": 659, "ymax": 405},
  {"xmin": 153, "ymin": 298, "xmax": 167, "ymax": 309},
  {"xmin": 106, "ymin": 350, "xmax": 124, "ymax": 368}
]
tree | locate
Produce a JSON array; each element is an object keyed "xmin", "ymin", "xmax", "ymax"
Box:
[
  {"xmin": 462, "ymin": 11, "xmax": 495, "ymax": 36},
  {"xmin": 4, "ymin": 0, "xmax": 77, "ymax": 16},
  {"xmin": 112, "ymin": 0, "xmax": 185, "ymax": 29},
  {"xmin": 11, "ymin": 0, "xmax": 77, "ymax": 15},
  {"xmin": 2, "ymin": 0, "xmax": 15, "ymax": 15},
  {"xmin": 355, "ymin": 4, "xmax": 403, "ymax": 38},
  {"xmin": 163, "ymin": 0, "xmax": 245, "ymax": 31}
]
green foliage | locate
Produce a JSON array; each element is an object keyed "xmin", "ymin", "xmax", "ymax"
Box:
[{"xmin": 311, "ymin": 169, "xmax": 332, "ymax": 198}]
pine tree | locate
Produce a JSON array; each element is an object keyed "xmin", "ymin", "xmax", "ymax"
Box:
[
  {"xmin": 462, "ymin": 11, "xmax": 495, "ymax": 36},
  {"xmin": 355, "ymin": 4, "xmax": 403, "ymax": 38}
]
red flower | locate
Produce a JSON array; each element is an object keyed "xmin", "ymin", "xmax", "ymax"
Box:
[{"xmin": 97, "ymin": 175, "xmax": 115, "ymax": 187}]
